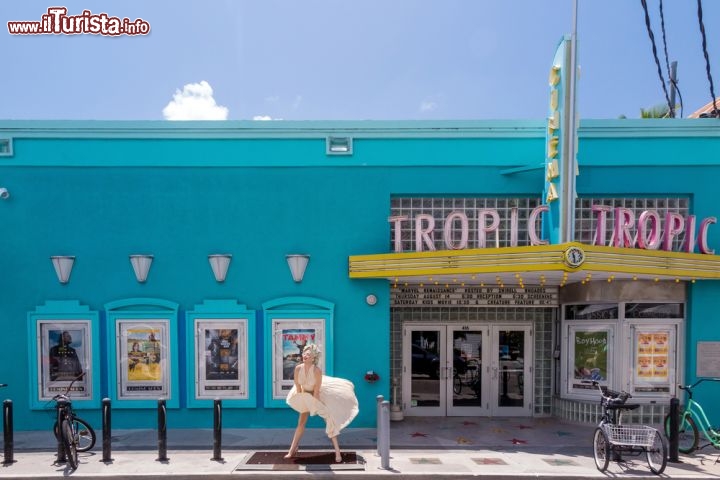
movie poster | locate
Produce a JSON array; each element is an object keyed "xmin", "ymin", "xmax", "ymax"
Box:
[
  {"xmin": 271, "ymin": 319, "xmax": 324, "ymax": 399},
  {"xmin": 572, "ymin": 330, "xmax": 608, "ymax": 381},
  {"xmin": 637, "ymin": 355, "xmax": 653, "ymax": 378},
  {"xmin": 117, "ymin": 320, "xmax": 169, "ymax": 399},
  {"xmin": 634, "ymin": 329, "xmax": 670, "ymax": 384},
  {"xmin": 638, "ymin": 333, "xmax": 653, "ymax": 354},
  {"xmin": 38, "ymin": 321, "xmax": 91, "ymax": 400},
  {"xmin": 194, "ymin": 319, "xmax": 248, "ymax": 399}
]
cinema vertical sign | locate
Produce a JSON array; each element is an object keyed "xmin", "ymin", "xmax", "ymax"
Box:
[{"xmin": 544, "ymin": 35, "xmax": 578, "ymax": 245}]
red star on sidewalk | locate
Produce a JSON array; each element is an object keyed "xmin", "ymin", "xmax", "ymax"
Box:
[
  {"xmin": 462, "ymin": 420, "xmax": 478, "ymax": 426},
  {"xmin": 411, "ymin": 432, "xmax": 428, "ymax": 437}
]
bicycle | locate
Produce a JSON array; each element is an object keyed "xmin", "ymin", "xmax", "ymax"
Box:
[
  {"xmin": 664, "ymin": 378, "xmax": 720, "ymax": 454},
  {"xmin": 453, "ymin": 359, "xmax": 480, "ymax": 395},
  {"xmin": 585, "ymin": 380, "xmax": 667, "ymax": 475},
  {"xmin": 49, "ymin": 373, "xmax": 96, "ymax": 470}
]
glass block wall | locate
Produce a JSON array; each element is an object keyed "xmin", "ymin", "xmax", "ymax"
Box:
[
  {"xmin": 574, "ymin": 197, "xmax": 690, "ymax": 249},
  {"xmin": 390, "ymin": 196, "xmax": 691, "ymax": 252},
  {"xmin": 390, "ymin": 197, "xmax": 542, "ymax": 251}
]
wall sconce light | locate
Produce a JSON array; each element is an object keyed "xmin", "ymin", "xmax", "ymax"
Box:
[
  {"xmin": 51, "ymin": 255, "xmax": 75, "ymax": 284},
  {"xmin": 286, "ymin": 254, "xmax": 310, "ymax": 283},
  {"xmin": 129, "ymin": 254, "xmax": 153, "ymax": 283},
  {"xmin": 208, "ymin": 254, "xmax": 232, "ymax": 283}
]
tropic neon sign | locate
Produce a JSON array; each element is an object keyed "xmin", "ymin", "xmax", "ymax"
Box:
[
  {"xmin": 592, "ymin": 205, "xmax": 716, "ymax": 254},
  {"xmin": 388, "ymin": 206, "xmax": 716, "ymax": 254}
]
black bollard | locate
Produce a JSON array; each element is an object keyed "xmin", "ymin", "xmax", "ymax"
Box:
[
  {"xmin": 3, "ymin": 399, "xmax": 14, "ymax": 465},
  {"xmin": 212, "ymin": 399, "xmax": 223, "ymax": 461},
  {"xmin": 156, "ymin": 399, "xmax": 168, "ymax": 462},
  {"xmin": 102, "ymin": 398, "xmax": 113, "ymax": 463},
  {"xmin": 668, "ymin": 397, "xmax": 680, "ymax": 462},
  {"xmin": 55, "ymin": 399, "xmax": 67, "ymax": 464}
]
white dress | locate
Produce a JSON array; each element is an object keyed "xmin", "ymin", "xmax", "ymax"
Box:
[{"xmin": 286, "ymin": 365, "xmax": 359, "ymax": 438}]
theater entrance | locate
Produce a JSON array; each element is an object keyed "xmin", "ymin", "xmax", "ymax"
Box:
[{"xmin": 402, "ymin": 323, "xmax": 532, "ymax": 417}]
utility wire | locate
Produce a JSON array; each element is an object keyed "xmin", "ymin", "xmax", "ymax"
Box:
[
  {"xmin": 696, "ymin": 0, "xmax": 718, "ymax": 117},
  {"xmin": 675, "ymin": 81, "xmax": 685, "ymax": 118},
  {"xmin": 658, "ymin": 0, "xmax": 681, "ymax": 117},
  {"xmin": 640, "ymin": 0, "xmax": 674, "ymax": 117}
]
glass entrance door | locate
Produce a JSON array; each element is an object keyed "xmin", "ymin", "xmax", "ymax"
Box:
[
  {"xmin": 403, "ymin": 324, "xmax": 489, "ymax": 416},
  {"xmin": 447, "ymin": 325, "xmax": 486, "ymax": 415},
  {"xmin": 404, "ymin": 326, "xmax": 445, "ymax": 416},
  {"xmin": 490, "ymin": 325, "xmax": 533, "ymax": 416}
]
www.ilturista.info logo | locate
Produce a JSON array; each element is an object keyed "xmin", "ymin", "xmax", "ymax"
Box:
[{"xmin": 7, "ymin": 7, "xmax": 150, "ymax": 36}]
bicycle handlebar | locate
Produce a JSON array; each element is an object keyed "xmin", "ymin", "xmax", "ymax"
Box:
[
  {"xmin": 581, "ymin": 379, "xmax": 632, "ymax": 404},
  {"xmin": 678, "ymin": 377, "xmax": 720, "ymax": 400},
  {"xmin": 679, "ymin": 377, "xmax": 720, "ymax": 391}
]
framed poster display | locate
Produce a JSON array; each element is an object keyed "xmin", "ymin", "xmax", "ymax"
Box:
[
  {"xmin": 566, "ymin": 324, "xmax": 614, "ymax": 395},
  {"xmin": 262, "ymin": 296, "xmax": 334, "ymax": 408},
  {"xmin": 27, "ymin": 301, "xmax": 101, "ymax": 409},
  {"xmin": 117, "ymin": 319, "xmax": 169, "ymax": 399},
  {"xmin": 631, "ymin": 325, "xmax": 676, "ymax": 395},
  {"xmin": 186, "ymin": 300, "xmax": 256, "ymax": 408},
  {"xmin": 105, "ymin": 298, "xmax": 179, "ymax": 408},
  {"xmin": 271, "ymin": 319, "xmax": 325, "ymax": 400}
]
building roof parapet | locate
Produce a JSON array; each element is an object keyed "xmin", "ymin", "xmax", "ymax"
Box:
[
  {"xmin": 0, "ymin": 120, "xmax": 546, "ymax": 139},
  {"xmin": 0, "ymin": 118, "xmax": 717, "ymax": 139}
]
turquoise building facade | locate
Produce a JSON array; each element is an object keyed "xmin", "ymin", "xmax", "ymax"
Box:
[{"xmin": 1, "ymin": 119, "xmax": 719, "ymax": 433}]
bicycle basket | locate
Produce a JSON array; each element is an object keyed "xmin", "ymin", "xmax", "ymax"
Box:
[{"xmin": 601, "ymin": 424, "xmax": 655, "ymax": 447}]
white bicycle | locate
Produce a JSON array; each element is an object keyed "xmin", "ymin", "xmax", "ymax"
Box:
[{"xmin": 585, "ymin": 380, "xmax": 667, "ymax": 475}]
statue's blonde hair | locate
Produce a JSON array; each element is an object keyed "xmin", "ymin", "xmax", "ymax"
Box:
[{"xmin": 302, "ymin": 344, "xmax": 321, "ymax": 364}]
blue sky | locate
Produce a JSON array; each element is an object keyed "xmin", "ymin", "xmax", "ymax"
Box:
[{"xmin": 2, "ymin": 0, "xmax": 718, "ymax": 120}]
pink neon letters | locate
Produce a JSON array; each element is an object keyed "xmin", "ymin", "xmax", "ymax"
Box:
[{"xmin": 388, "ymin": 205, "xmax": 716, "ymax": 254}]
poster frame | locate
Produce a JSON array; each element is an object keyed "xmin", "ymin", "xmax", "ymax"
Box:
[
  {"xmin": 262, "ymin": 296, "xmax": 334, "ymax": 408},
  {"xmin": 27, "ymin": 300, "xmax": 101, "ymax": 410},
  {"xmin": 565, "ymin": 323, "xmax": 614, "ymax": 396},
  {"xmin": 185, "ymin": 299, "xmax": 256, "ymax": 408},
  {"xmin": 105, "ymin": 298, "xmax": 179, "ymax": 408}
]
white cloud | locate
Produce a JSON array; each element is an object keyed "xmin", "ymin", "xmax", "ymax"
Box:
[
  {"xmin": 162, "ymin": 81, "xmax": 229, "ymax": 120},
  {"xmin": 420, "ymin": 100, "xmax": 437, "ymax": 112},
  {"xmin": 253, "ymin": 115, "xmax": 273, "ymax": 121}
]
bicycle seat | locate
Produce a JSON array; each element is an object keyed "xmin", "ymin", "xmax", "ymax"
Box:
[{"xmin": 606, "ymin": 403, "xmax": 639, "ymax": 411}]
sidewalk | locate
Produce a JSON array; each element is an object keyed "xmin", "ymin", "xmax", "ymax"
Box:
[{"xmin": 2, "ymin": 417, "xmax": 719, "ymax": 479}]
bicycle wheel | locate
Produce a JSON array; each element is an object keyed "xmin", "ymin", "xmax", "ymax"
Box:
[
  {"xmin": 61, "ymin": 419, "xmax": 78, "ymax": 470},
  {"xmin": 646, "ymin": 429, "xmax": 667, "ymax": 475},
  {"xmin": 453, "ymin": 374, "xmax": 462, "ymax": 394},
  {"xmin": 72, "ymin": 417, "xmax": 96, "ymax": 452},
  {"xmin": 664, "ymin": 412, "xmax": 699, "ymax": 454},
  {"xmin": 593, "ymin": 427, "xmax": 610, "ymax": 472}
]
